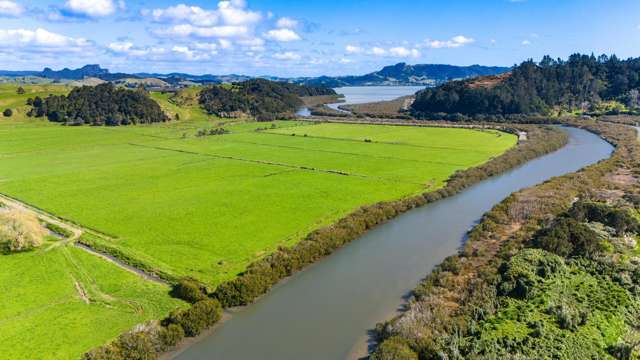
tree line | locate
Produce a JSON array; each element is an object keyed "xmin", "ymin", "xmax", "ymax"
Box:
[
  {"xmin": 199, "ymin": 79, "xmax": 336, "ymax": 119},
  {"xmin": 411, "ymin": 54, "xmax": 640, "ymax": 119},
  {"xmin": 28, "ymin": 83, "xmax": 168, "ymax": 126}
]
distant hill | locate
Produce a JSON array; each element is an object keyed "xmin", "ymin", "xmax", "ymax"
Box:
[
  {"xmin": 199, "ymin": 79, "xmax": 337, "ymax": 120},
  {"xmin": 0, "ymin": 65, "xmax": 134, "ymax": 81},
  {"xmin": 0, "ymin": 63, "xmax": 510, "ymax": 88},
  {"xmin": 294, "ymin": 63, "xmax": 511, "ymax": 87}
]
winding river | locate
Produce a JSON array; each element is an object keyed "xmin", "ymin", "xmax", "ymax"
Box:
[
  {"xmin": 175, "ymin": 127, "xmax": 613, "ymax": 360},
  {"xmin": 297, "ymin": 86, "xmax": 425, "ymax": 116}
]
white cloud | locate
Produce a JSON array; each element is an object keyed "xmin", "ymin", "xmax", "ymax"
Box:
[
  {"xmin": 389, "ymin": 47, "xmax": 420, "ymax": 58},
  {"xmin": 171, "ymin": 45, "xmax": 212, "ymax": 61},
  {"xmin": 217, "ymin": 0, "xmax": 261, "ymax": 25},
  {"xmin": 145, "ymin": 1, "xmax": 261, "ymax": 27},
  {"xmin": 156, "ymin": 24, "xmax": 249, "ymax": 38},
  {"xmin": 0, "ymin": 1, "xmax": 22, "ymax": 17},
  {"xmin": 218, "ymin": 38, "xmax": 233, "ymax": 49},
  {"xmin": 421, "ymin": 35, "xmax": 475, "ymax": 49},
  {"xmin": 65, "ymin": 0, "xmax": 120, "ymax": 17},
  {"xmin": 273, "ymin": 51, "xmax": 301, "ymax": 61},
  {"xmin": 345, "ymin": 45, "xmax": 363, "ymax": 54},
  {"xmin": 521, "ymin": 40, "xmax": 531, "ymax": 45},
  {"xmin": 145, "ymin": 4, "xmax": 219, "ymax": 27},
  {"xmin": 339, "ymin": 58, "xmax": 353, "ymax": 64},
  {"xmin": 264, "ymin": 28, "xmax": 301, "ymax": 42},
  {"xmin": 276, "ymin": 17, "xmax": 298, "ymax": 28},
  {"xmin": 108, "ymin": 41, "xmax": 166, "ymax": 57},
  {"xmin": 0, "ymin": 28, "xmax": 91, "ymax": 52},
  {"xmin": 370, "ymin": 47, "xmax": 387, "ymax": 56}
]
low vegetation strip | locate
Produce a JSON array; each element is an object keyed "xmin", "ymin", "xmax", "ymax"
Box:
[{"xmin": 371, "ymin": 119, "xmax": 639, "ymax": 359}]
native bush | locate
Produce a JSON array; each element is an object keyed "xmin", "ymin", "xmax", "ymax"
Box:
[
  {"xmin": 165, "ymin": 299, "xmax": 222, "ymax": 337},
  {"xmin": 568, "ymin": 201, "xmax": 639, "ymax": 235},
  {"xmin": 371, "ymin": 337, "xmax": 418, "ymax": 360},
  {"xmin": 531, "ymin": 217, "xmax": 602, "ymax": 258},
  {"xmin": 498, "ymin": 249, "xmax": 565, "ymax": 299},
  {"xmin": 170, "ymin": 278, "xmax": 208, "ymax": 304}
]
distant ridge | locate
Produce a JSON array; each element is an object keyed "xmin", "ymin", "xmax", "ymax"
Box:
[
  {"xmin": 294, "ymin": 63, "xmax": 512, "ymax": 87},
  {"xmin": 0, "ymin": 62, "xmax": 511, "ymax": 87}
]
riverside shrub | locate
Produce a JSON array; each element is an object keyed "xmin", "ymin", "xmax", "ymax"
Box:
[
  {"xmin": 165, "ymin": 299, "xmax": 222, "ymax": 337},
  {"xmin": 170, "ymin": 278, "xmax": 207, "ymax": 304},
  {"xmin": 371, "ymin": 337, "xmax": 418, "ymax": 360}
]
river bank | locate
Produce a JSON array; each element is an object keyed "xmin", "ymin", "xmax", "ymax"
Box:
[
  {"xmin": 170, "ymin": 124, "xmax": 591, "ymax": 360},
  {"xmin": 82, "ymin": 118, "xmax": 582, "ymax": 360},
  {"xmin": 372, "ymin": 119, "xmax": 637, "ymax": 358}
]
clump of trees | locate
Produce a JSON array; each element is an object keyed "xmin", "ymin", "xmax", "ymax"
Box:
[
  {"xmin": 531, "ymin": 217, "xmax": 602, "ymax": 258},
  {"xmin": 0, "ymin": 209, "xmax": 47, "ymax": 253},
  {"xmin": 28, "ymin": 83, "xmax": 168, "ymax": 126},
  {"xmin": 530, "ymin": 201, "xmax": 639, "ymax": 258},
  {"xmin": 199, "ymin": 79, "xmax": 335, "ymax": 119},
  {"xmin": 412, "ymin": 53, "xmax": 640, "ymax": 118},
  {"xmin": 3, "ymin": 109, "xmax": 12, "ymax": 117}
]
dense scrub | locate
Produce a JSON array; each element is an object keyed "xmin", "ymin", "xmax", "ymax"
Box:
[
  {"xmin": 412, "ymin": 54, "xmax": 640, "ymax": 118},
  {"xmin": 199, "ymin": 79, "xmax": 335, "ymax": 118},
  {"xmin": 28, "ymin": 83, "xmax": 168, "ymax": 125},
  {"xmin": 212, "ymin": 125, "xmax": 567, "ymax": 307},
  {"xmin": 372, "ymin": 120, "xmax": 640, "ymax": 359}
]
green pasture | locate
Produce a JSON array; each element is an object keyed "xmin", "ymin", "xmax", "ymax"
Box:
[
  {"xmin": 0, "ymin": 242, "xmax": 183, "ymax": 360},
  {"xmin": 0, "ymin": 85, "xmax": 516, "ymax": 358},
  {"xmin": 0, "ymin": 88, "xmax": 517, "ymax": 286}
]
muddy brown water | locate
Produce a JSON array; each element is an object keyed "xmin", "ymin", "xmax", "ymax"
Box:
[{"xmin": 174, "ymin": 127, "xmax": 613, "ymax": 360}]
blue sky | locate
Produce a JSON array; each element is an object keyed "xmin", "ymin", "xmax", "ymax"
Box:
[{"xmin": 0, "ymin": 0, "xmax": 639, "ymax": 76}]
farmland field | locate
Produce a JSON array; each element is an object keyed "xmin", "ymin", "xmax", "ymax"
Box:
[
  {"xmin": 0, "ymin": 85, "xmax": 516, "ymax": 358},
  {"xmin": 0, "ymin": 116, "xmax": 516, "ymax": 286},
  {"xmin": 0, "ymin": 235, "xmax": 184, "ymax": 360}
]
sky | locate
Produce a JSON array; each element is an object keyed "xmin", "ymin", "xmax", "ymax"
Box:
[{"xmin": 0, "ymin": 0, "xmax": 639, "ymax": 77}]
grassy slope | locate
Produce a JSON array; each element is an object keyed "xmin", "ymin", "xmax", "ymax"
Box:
[
  {"xmin": 0, "ymin": 86, "xmax": 517, "ymax": 287},
  {"xmin": 0, "ymin": 243, "xmax": 183, "ymax": 360}
]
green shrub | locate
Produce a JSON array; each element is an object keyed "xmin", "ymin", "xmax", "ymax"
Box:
[
  {"xmin": 569, "ymin": 201, "xmax": 640, "ymax": 235},
  {"xmin": 165, "ymin": 299, "xmax": 222, "ymax": 337},
  {"xmin": 159, "ymin": 324, "xmax": 184, "ymax": 349},
  {"xmin": 371, "ymin": 337, "xmax": 418, "ymax": 360},
  {"xmin": 531, "ymin": 217, "xmax": 602, "ymax": 258},
  {"xmin": 498, "ymin": 249, "xmax": 565, "ymax": 299},
  {"xmin": 114, "ymin": 331, "xmax": 159, "ymax": 360},
  {"xmin": 170, "ymin": 278, "xmax": 207, "ymax": 304}
]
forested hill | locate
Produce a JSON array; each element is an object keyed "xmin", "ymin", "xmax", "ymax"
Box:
[
  {"xmin": 199, "ymin": 79, "xmax": 336, "ymax": 119},
  {"xmin": 297, "ymin": 63, "xmax": 511, "ymax": 87},
  {"xmin": 28, "ymin": 83, "xmax": 168, "ymax": 126},
  {"xmin": 411, "ymin": 54, "xmax": 640, "ymax": 119}
]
